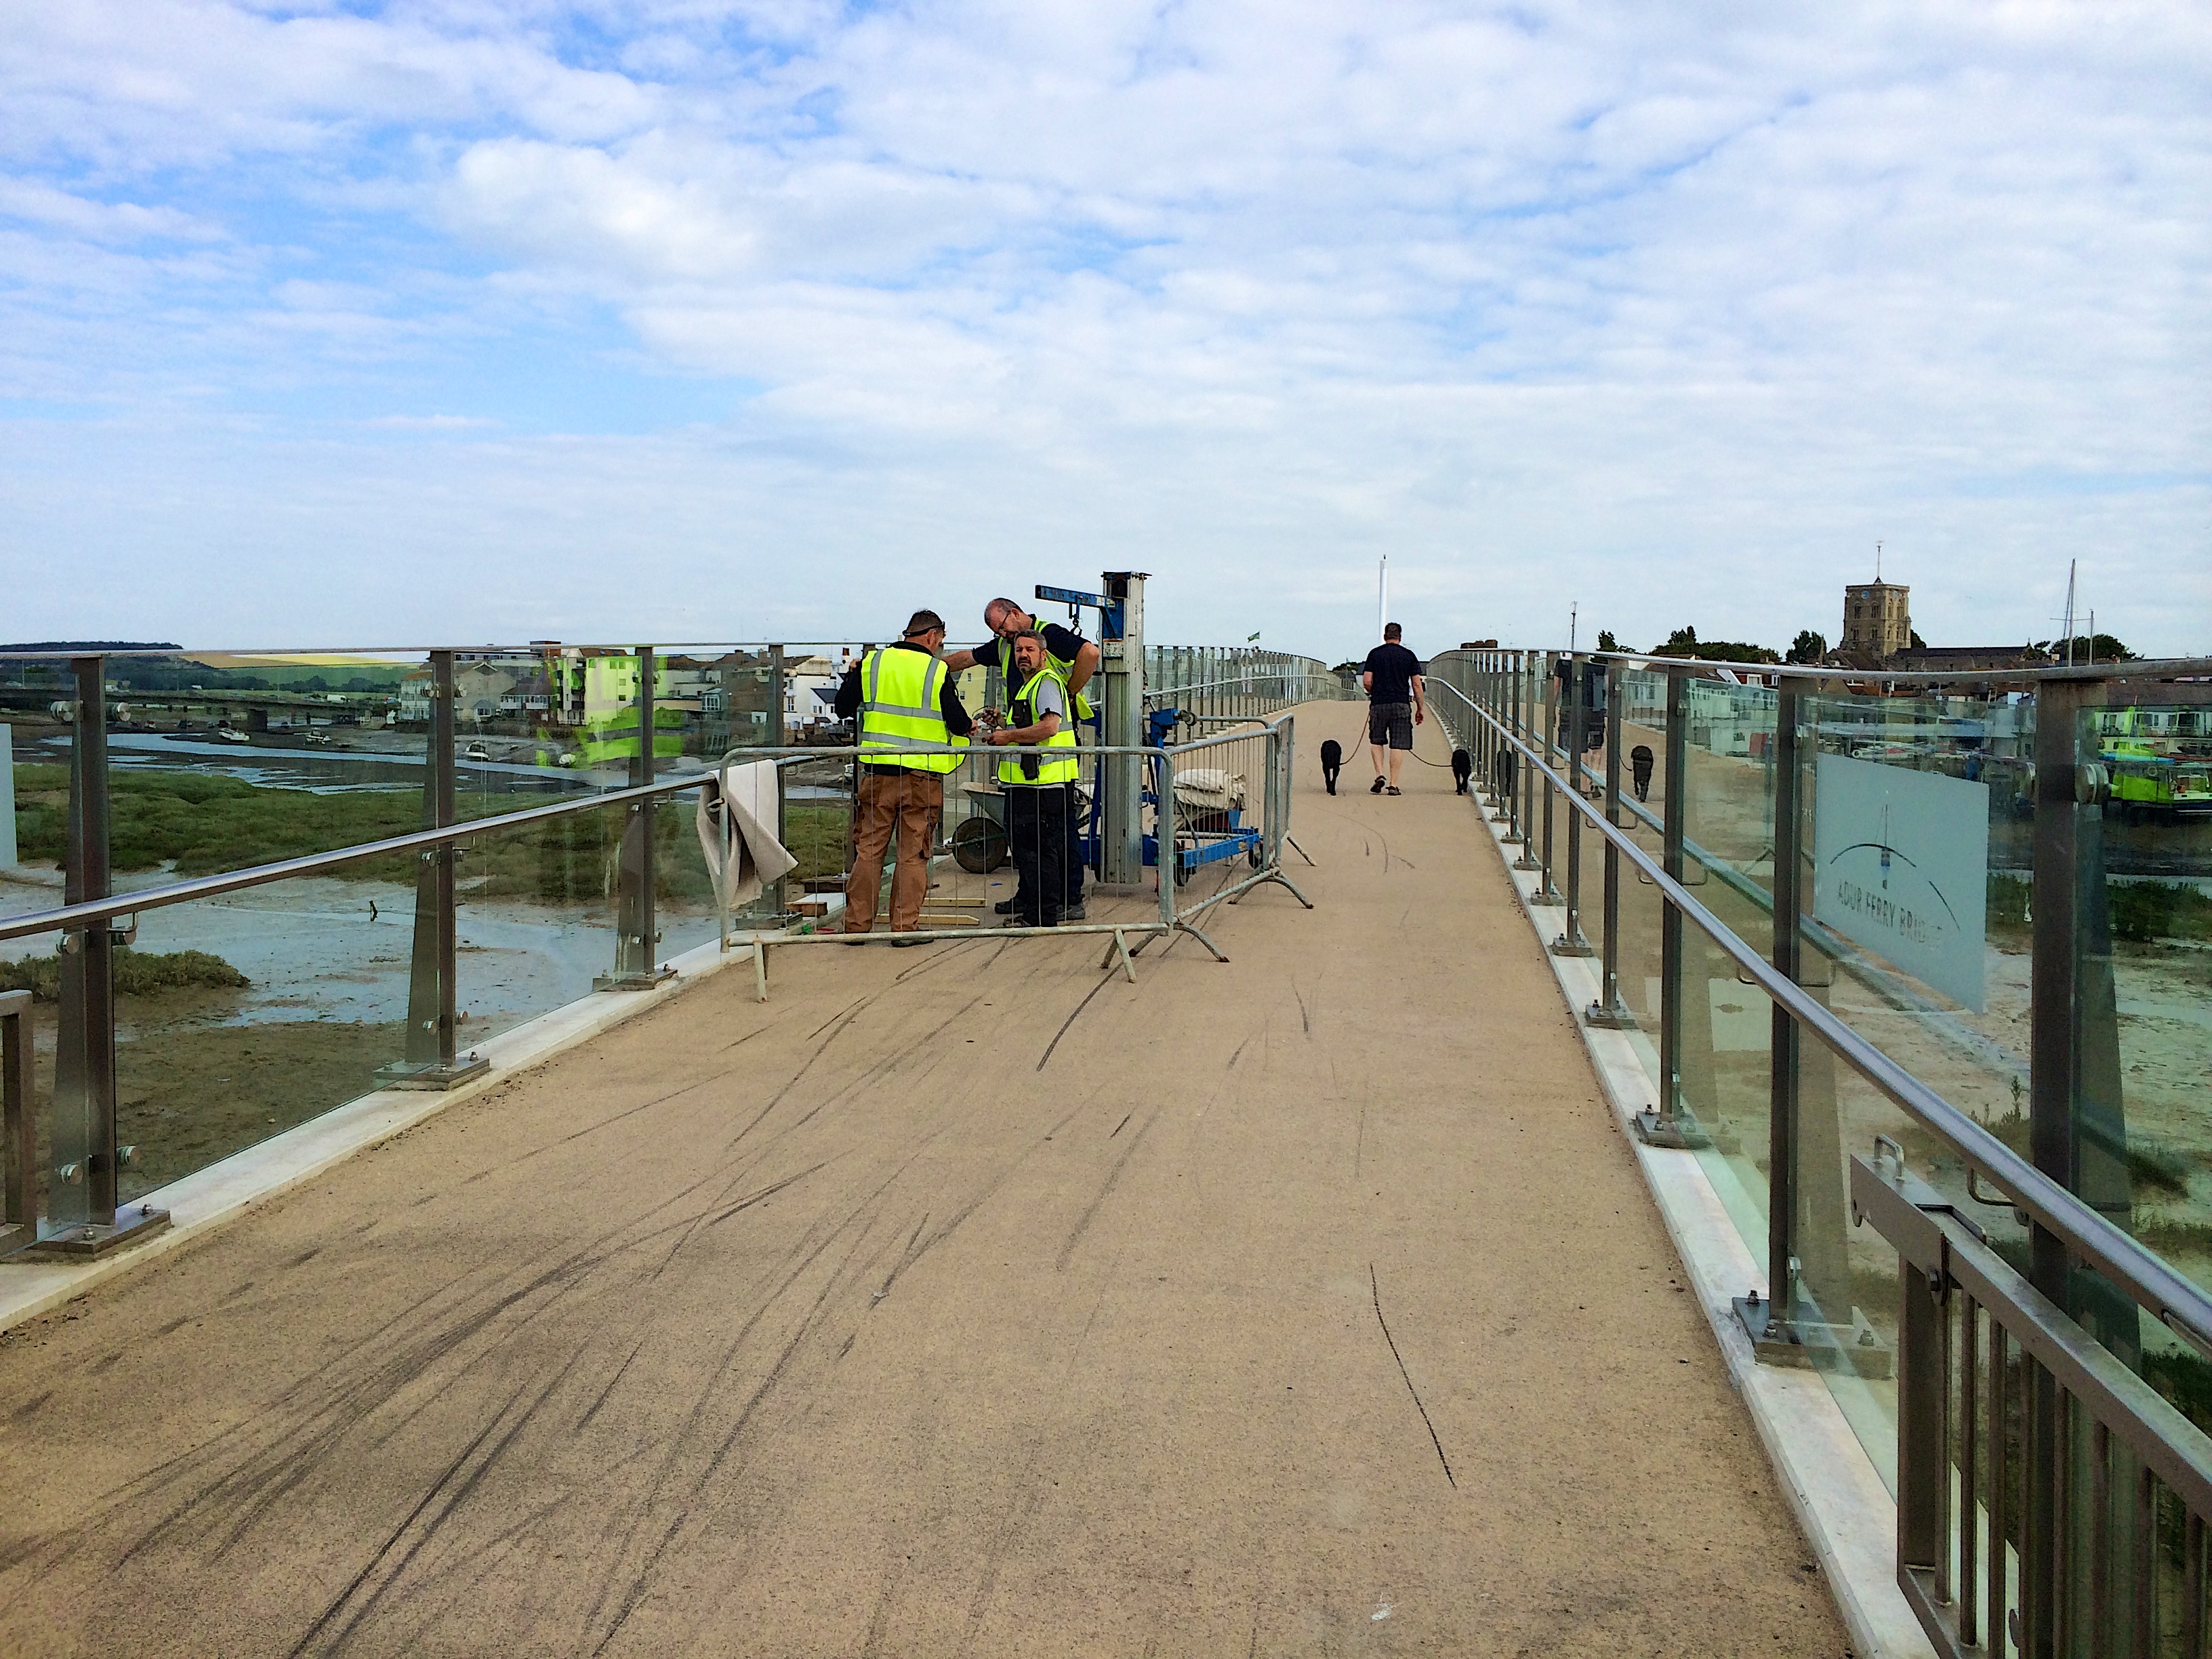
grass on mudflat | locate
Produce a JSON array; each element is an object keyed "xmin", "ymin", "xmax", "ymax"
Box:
[
  {"xmin": 12, "ymin": 764, "xmax": 423, "ymax": 877},
  {"xmin": 1988, "ymin": 871, "xmax": 2211, "ymax": 945},
  {"xmin": 0, "ymin": 945, "xmax": 249, "ymax": 1001},
  {"xmin": 12, "ymin": 765, "xmax": 855, "ymax": 899}
]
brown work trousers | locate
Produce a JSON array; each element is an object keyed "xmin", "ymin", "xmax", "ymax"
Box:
[{"xmin": 844, "ymin": 768, "xmax": 942, "ymax": 933}]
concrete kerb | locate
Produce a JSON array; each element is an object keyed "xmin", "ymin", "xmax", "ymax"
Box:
[
  {"xmin": 1464, "ymin": 790, "xmax": 1937, "ymax": 1659},
  {"xmin": 0, "ymin": 930, "xmax": 761, "ymax": 1338}
]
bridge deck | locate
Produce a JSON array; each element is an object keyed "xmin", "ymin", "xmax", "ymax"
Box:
[{"xmin": 0, "ymin": 705, "xmax": 1845, "ymax": 1656}]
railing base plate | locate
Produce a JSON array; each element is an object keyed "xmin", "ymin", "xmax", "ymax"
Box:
[
  {"xmin": 1732, "ymin": 1294, "xmax": 1893, "ymax": 1379},
  {"xmin": 594, "ymin": 967, "xmax": 678, "ymax": 993},
  {"xmin": 1583, "ymin": 999, "xmax": 1636, "ymax": 1029},
  {"xmin": 24, "ymin": 1205, "xmax": 171, "ymax": 1260},
  {"xmin": 374, "ymin": 1055, "xmax": 491, "ymax": 1091},
  {"xmin": 1631, "ymin": 1109, "xmax": 1706, "ymax": 1149}
]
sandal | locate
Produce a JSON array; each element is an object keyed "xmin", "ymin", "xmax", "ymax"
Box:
[
  {"xmin": 1386, "ymin": 785, "xmax": 1402, "ymax": 795},
  {"xmin": 1370, "ymin": 776, "xmax": 1385, "ymax": 794}
]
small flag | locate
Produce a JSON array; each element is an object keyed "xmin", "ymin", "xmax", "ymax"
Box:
[{"xmin": 1246, "ymin": 630, "xmax": 1261, "ymax": 642}]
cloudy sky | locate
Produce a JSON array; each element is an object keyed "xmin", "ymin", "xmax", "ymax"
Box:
[{"xmin": 2, "ymin": 0, "xmax": 2207, "ymax": 662}]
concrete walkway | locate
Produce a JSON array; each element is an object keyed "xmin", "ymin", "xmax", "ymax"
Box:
[{"xmin": 0, "ymin": 705, "xmax": 1847, "ymax": 1657}]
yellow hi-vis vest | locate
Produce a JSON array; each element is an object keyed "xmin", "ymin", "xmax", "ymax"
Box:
[
  {"xmin": 1003, "ymin": 637, "xmax": 1094, "ymax": 722},
  {"xmin": 858, "ymin": 647, "xmax": 964, "ymax": 774},
  {"xmin": 998, "ymin": 665, "xmax": 1080, "ymax": 787}
]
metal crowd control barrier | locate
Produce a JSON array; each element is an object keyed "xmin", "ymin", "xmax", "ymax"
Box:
[
  {"xmin": 1429, "ymin": 644, "xmax": 2212, "ymax": 1658},
  {"xmin": 0, "ymin": 716, "xmax": 1311, "ymax": 1258},
  {"xmin": 744, "ymin": 714, "xmax": 1310, "ymax": 979},
  {"xmin": 0, "ymin": 631, "xmax": 1330, "ymax": 1263},
  {"xmin": 1142, "ymin": 647, "xmax": 1352, "ymax": 724}
]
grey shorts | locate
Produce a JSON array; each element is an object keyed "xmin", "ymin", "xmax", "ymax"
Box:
[{"xmin": 1368, "ymin": 701, "xmax": 1413, "ymax": 750}]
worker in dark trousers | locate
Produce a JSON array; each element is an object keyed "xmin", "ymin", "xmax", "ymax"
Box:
[
  {"xmin": 945, "ymin": 598, "xmax": 1099, "ymax": 920},
  {"xmin": 984, "ymin": 630, "xmax": 1078, "ymax": 927}
]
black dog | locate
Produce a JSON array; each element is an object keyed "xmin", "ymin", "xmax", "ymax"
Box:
[
  {"xmin": 1451, "ymin": 748, "xmax": 1473, "ymax": 794},
  {"xmin": 1320, "ymin": 739, "xmax": 1343, "ymax": 794}
]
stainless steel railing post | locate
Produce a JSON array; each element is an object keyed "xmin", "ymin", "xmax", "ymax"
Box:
[
  {"xmin": 1551, "ymin": 653, "xmax": 1595, "ymax": 956},
  {"xmin": 380, "ymin": 651, "xmax": 487, "ymax": 1088},
  {"xmin": 767, "ymin": 644, "xmax": 788, "ymax": 918},
  {"xmin": 1, "ymin": 989, "xmax": 36, "ymax": 1254},
  {"xmin": 1633, "ymin": 668, "xmax": 1696, "ymax": 1145},
  {"xmin": 2027, "ymin": 671, "xmax": 2104, "ymax": 1651},
  {"xmin": 1475, "ymin": 653, "xmax": 1493, "ymax": 802},
  {"xmin": 1486, "ymin": 654, "xmax": 1509, "ymax": 822},
  {"xmin": 1586, "ymin": 660, "xmax": 1632, "ymax": 1026},
  {"xmin": 1515, "ymin": 652, "xmax": 1539, "ymax": 869},
  {"xmin": 1532, "ymin": 653, "xmax": 1562, "ymax": 905},
  {"xmin": 41, "ymin": 657, "xmax": 168, "ymax": 1254},
  {"xmin": 600, "ymin": 647, "xmax": 674, "ymax": 990},
  {"xmin": 1502, "ymin": 651, "xmax": 1527, "ymax": 849},
  {"xmin": 51, "ymin": 657, "xmax": 116, "ymax": 1230}
]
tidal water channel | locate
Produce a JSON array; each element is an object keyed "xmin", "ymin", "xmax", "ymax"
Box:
[{"xmin": 3, "ymin": 734, "xmax": 731, "ymax": 1197}]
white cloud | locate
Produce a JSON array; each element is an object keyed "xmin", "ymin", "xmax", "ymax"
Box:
[{"xmin": 0, "ymin": 0, "xmax": 2205, "ymax": 659}]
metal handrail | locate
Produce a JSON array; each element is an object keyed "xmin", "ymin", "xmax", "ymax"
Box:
[
  {"xmin": 1441, "ymin": 677, "xmax": 2212, "ymax": 1359},
  {"xmin": 1502, "ymin": 647, "xmax": 2212, "ymax": 689},
  {"xmin": 0, "ymin": 733, "xmax": 1270, "ymax": 945},
  {"xmin": 0, "ymin": 770, "xmax": 717, "ymax": 942},
  {"xmin": 0, "ymin": 640, "xmax": 916, "ymax": 661}
]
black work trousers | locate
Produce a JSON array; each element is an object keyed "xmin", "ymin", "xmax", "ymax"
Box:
[
  {"xmin": 1063, "ymin": 780, "xmax": 1086, "ymax": 907},
  {"xmin": 1006, "ymin": 784, "xmax": 1068, "ymax": 926}
]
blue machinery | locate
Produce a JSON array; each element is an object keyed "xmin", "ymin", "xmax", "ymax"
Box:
[
  {"xmin": 1033, "ymin": 575, "xmax": 1144, "ymax": 887},
  {"xmin": 1035, "ymin": 575, "xmax": 1259, "ymax": 885},
  {"xmin": 1145, "ymin": 708, "xmax": 1265, "ymax": 882}
]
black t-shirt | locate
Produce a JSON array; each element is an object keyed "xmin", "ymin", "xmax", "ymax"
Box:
[
  {"xmin": 1361, "ymin": 642, "xmax": 1424, "ymax": 704},
  {"xmin": 970, "ymin": 622, "xmax": 1087, "ymax": 689}
]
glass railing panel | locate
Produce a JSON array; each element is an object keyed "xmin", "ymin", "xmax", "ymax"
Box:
[
  {"xmin": 2030, "ymin": 698, "xmax": 2212, "ymax": 1463},
  {"xmin": 16, "ymin": 651, "xmax": 449, "ymax": 886},
  {"xmin": 1614, "ymin": 667, "xmax": 1668, "ymax": 1084},
  {"xmin": 453, "ymin": 786, "xmax": 716, "ymax": 1042},
  {"xmin": 2079, "ymin": 699, "xmax": 2212, "ymax": 1305},
  {"xmin": 91, "ymin": 874, "xmax": 415, "ymax": 1200},
  {"xmin": 1675, "ymin": 678, "xmax": 1780, "ymax": 1265},
  {"xmin": 1795, "ymin": 686, "xmax": 2031, "ymax": 1492}
]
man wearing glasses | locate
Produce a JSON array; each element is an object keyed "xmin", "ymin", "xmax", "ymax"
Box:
[{"xmin": 944, "ymin": 598, "xmax": 1101, "ymax": 920}]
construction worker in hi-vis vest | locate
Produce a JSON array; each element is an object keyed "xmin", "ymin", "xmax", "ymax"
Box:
[
  {"xmin": 943, "ymin": 596, "xmax": 1101, "ymax": 921},
  {"xmin": 837, "ymin": 609, "xmax": 973, "ymax": 942},
  {"xmin": 985, "ymin": 630, "xmax": 1078, "ymax": 928}
]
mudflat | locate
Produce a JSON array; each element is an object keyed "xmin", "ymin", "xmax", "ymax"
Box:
[{"xmin": 0, "ymin": 705, "xmax": 1848, "ymax": 1657}]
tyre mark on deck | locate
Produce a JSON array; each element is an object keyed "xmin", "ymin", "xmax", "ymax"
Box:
[
  {"xmin": 1055, "ymin": 1111, "xmax": 1158, "ymax": 1272},
  {"xmin": 292, "ymin": 1350, "xmax": 583, "ymax": 1656},
  {"xmin": 1036, "ymin": 974, "xmax": 1116, "ymax": 1071},
  {"xmin": 1370, "ymin": 1264, "xmax": 1455, "ymax": 1489}
]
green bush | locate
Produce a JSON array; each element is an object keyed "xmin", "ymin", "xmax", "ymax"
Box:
[
  {"xmin": 0, "ymin": 945, "xmax": 249, "ymax": 1002},
  {"xmin": 2110, "ymin": 880, "xmax": 2212, "ymax": 945}
]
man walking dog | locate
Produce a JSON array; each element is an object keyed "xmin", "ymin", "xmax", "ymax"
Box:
[{"xmin": 1360, "ymin": 623, "xmax": 1425, "ymax": 794}]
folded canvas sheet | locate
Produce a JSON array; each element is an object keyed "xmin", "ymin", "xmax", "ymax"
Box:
[
  {"xmin": 1172, "ymin": 767, "xmax": 1246, "ymax": 813},
  {"xmin": 696, "ymin": 759, "xmax": 799, "ymax": 918}
]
